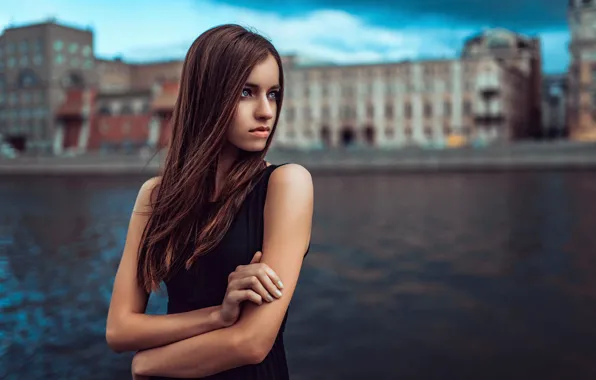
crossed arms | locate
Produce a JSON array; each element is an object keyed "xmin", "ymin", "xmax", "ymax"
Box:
[{"xmin": 106, "ymin": 164, "xmax": 313, "ymax": 378}]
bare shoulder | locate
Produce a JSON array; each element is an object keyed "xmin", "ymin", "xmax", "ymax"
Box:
[
  {"xmin": 266, "ymin": 164, "xmax": 313, "ymax": 211},
  {"xmin": 268, "ymin": 164, "xmax": 313, "ymax": 190},
  {"xmin": 134, "ymin": 176, "xmax": 162, "ymax": 213}
]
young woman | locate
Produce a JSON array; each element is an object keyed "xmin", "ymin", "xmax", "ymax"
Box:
[{"xmin": 105, "ymin": 24, "xmax": 313, "ymax": 379}]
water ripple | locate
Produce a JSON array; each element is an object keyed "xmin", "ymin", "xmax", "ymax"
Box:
[{"xmin": 1, "ymin": 172, "xmax": 596, "ymax": 379}]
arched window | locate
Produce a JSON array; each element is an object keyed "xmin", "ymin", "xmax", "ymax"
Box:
[{"xmin": 18, "ymin": 69, "xmax": 39, "ymax": 88}]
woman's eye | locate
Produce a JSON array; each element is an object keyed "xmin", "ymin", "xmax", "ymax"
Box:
[
  {"xmin": 241, "ymin": 88, "xmax": 252, "ymax": 97},
  {"xmin": 268, "ymin": 91, "xmax": 279, "ymax": 100}
]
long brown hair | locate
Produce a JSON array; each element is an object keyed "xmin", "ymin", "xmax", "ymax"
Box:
[{"xmin": 137, "ymin": 24, "xmax": 285, "ymax": 292}]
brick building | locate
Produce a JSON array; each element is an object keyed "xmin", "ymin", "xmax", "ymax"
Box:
[
  {"xmin": 2, "ymin": 20, "xmax": 546, "ymax": 154},
  {"xmin": 0, "ymin": 18, "xmax": 96, "ymax": 153},
  {"xmin": 568, "ymin": 0, "xmax": 596, "ymax": 141},
  {"xmin": 461, "ymin": 28, "xmax": 543, "ymax": 139}
]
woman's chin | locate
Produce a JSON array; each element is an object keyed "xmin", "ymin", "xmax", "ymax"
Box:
[{"xmin": 237, "ymin": 142, "xmax": 268, "ymax": 153}]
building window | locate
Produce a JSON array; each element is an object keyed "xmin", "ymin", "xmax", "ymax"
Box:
[
  {"xmin": 55, "ymin": 54, "xmax": 64, "ymax": 65},
  {"xmin": 18, "ymin": 70, "xmax": 39, "ymax": 88},
  {"xmin": 367, "ymin": 104, "xmax": 374, "ymax": 118},
  {"xmin": 404, "ymin": 103, "xmax": 412, "ymax": 119},
  {"xmin": 121, "ymin": 104, "xmax": 133, "ymax": 114},
  {"xmin": 404, "ymin": 126, "xmax": 413, "ymax": 138},
  {"xmin": 82, "ymin": 45, "xmax": 92, "ymax": 57},
  {"xmin": 321, "ymin": 106, "xmax": 330, "ymax": 120},
  {"xmin": 463, "ymin": 101, "xmax": 472, "ymax": 115},
  {"xmin": 98, "ymin": 105, "xmax": 111, "ymax": 115},
  {"xmin": 19, "ymin": 40, "xmax": 28, "ymax": 54},
  {"xmin": 424, "ymin": 126, "xmax": 433, "ymax": 138},
  {"xmin": 33, "ymin": 39, "xmax": 43, "ymax": 52},
  {"xmin": 385, "ymin": 104, "xmax": 393, "ymax": 119},
  {"xmin": 424, "ymin": 103, "xmax": 432, "ymax": 117},
  {"xmin": 68, "ymin": 43, "xmax": 79, "ymax": 54},
  {"xmin": 83, "ymin": 59, "xmax": 94, "ymax": 70},
  {"xmin": 53, "ymin": 40, "xmax": 64, "ymax": 51}
]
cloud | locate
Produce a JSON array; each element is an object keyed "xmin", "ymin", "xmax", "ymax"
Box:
[
  {"xmin": 0, "ymin": 0, "xmax": 569, "ymax": 72},
  {"xmin": 212, "ymin": 0, "xmax": 567, "ymax": 30},
  {"xmin": 122, "ymin": 3, "xmax": 477, "ymax": 65}
]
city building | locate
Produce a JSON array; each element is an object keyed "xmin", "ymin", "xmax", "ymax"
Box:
[
  {"xmin": 54, "ymin": 81, "xmax": 179, "ymax": 155},
  {"xmin": 542, "ymin": 74, "xmax": 568, "ymax": 139},
  {"xmin": 96, "ymin": 58, "xmax": 183, "ymax": 93},
  {"xmin": 568, "ymin": 0, "xmax": 596, "ymax": 141},
  {"xmin": 461, "ymin": 28, "xmax": 543, "ymax": 139},
  {"xmin": 276, "ymin": 55, "xmax": 529, "ymax": 149},
  {"xmin": 276, "ymin": 28, "xmax": 540, "ymax": 149},
  {"xmin": 1, "ymin": 19, "xmax": 546, "ymax": 154},
  {"xmin": 0, "ymin": 18, "xmax": 97, "ymax": 153}
]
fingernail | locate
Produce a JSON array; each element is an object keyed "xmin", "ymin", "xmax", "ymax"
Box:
[
  {"xmin": 275, "ymin": 289, "xmax": 282, "ymax": 297},
  {"xmin": 278, "ymin": 281, "xmax": 284, "ymax": 289},
  {"xmin": 266, "ymin": 295, "xmax": 273, "ymax": 302}
]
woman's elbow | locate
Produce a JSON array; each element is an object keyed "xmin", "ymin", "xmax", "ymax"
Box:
[
  {"xmin": 237, "ymin": 332, "xmax": 274, "ymax": 365},
  {"xmin": 105, "ymin": 324, "xmax": 129, "ymax": 353}
]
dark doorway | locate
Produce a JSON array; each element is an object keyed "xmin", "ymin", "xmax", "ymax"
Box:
[
  {"xmin": 340, "ymin": 126, "xmax": 355, "ymax": 147},
  {"xmin": 320, "ymin": 125, "xmax": 331, "ymax": 147},
  {"xmin": 5, "ymin": 135, "xmax": 27, "ymax": 152},
  {"xmin": 363, "ymin": 125, "xmax": 375, "ymax": 145}
]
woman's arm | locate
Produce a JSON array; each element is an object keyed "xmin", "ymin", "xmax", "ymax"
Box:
[
  {"xmin": 106, "ymin": 177, "xmax": 229, "ymax": 353},
  {"xmin": 131, "ymin": 164, "xmax": 314, "ymax": 378}
]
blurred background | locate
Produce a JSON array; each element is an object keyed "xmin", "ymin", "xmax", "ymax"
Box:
[{"xmin": 2, "ymin": 0, "xmax": 596, "ymax": 379}]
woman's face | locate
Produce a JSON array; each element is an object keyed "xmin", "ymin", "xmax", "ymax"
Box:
[{"xmin": 227, "ymin": 54, "xmax": 280, "ymax": 152}]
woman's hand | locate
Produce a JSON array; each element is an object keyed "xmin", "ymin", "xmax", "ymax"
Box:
[{"xmin": 219, "ymin": 251, "xmax": 284, "ymax": 326}]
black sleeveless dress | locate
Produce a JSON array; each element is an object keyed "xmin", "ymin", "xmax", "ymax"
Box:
[{"xmin": 154, "ymin": 163, "xmax": 306, "ymax": 380}]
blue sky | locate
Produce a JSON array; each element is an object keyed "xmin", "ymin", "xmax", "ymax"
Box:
[{"xmin": 1, "ymin": 0, "xmax": 569, "ymax": 73}]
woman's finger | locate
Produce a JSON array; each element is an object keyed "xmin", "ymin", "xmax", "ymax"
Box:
[{"xmin": 228, "ymin": 289, "xmax": 263, "ymax": 305}]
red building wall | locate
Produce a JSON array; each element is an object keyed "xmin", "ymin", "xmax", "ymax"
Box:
[{"xmin": 88, "ymin": 114, "xmax": 152, "ymax": 151}]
